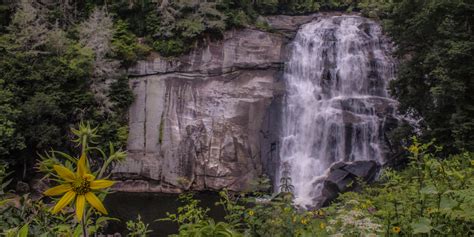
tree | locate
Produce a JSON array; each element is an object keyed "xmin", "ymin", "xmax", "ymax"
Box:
[
  {"xmin": 386, "ymin": 0, "xmax": 474, "ymax": 152},
  {"xmin": 7, "ymin": 0, "xmax": 48, "ymax": 52},
  {"xmin": 0, "ymin": 79, "xmax": 24, "ymax": 159},
  {"xmin": 79, "ymin": 8, "xmax": 120, "ymax": 113}
]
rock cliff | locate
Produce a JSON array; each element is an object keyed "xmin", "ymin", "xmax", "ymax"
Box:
[{"xmin": 112, "ymin": 13, "xmax": 391, "ymax": 193}]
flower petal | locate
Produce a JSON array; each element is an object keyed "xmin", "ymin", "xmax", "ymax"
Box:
[
  {"xmin": 75, "ymin": 195, "xmax": 86, "ymax": 221},
  {"xmin": 52, "ymin": 191, "xmax": 76, "ymax": 214},
  {"xmin": 85, "ymin": 192, "xmax": 107, "ymax": 215},
  {"xmin": 77, "ymin": 153, "xmax": 88, "ymax": 177},
  {"xmin": 90, "ymin": 180, "xmax": 115, "ymax": 190},
  {"xmin": 44, "ymin": 184, "xmax": 72, "ymax": 196},
  {"xmin": 83, "ymin": 174, "xmax": 95, "ymax": 182},
  {"xmin": 53, "ymin": 165, "xmax": 76, "ymax": 182}
]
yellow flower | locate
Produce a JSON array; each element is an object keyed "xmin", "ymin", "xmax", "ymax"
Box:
[
  {"xmin": 318, "ymin": 210, "xmax": 324, "ymax": 216},
  {"xmin": 44, "ymin": 153, "xmax": 114, "ymax": 221},
  {"xmin": 248, "ymin": 210, "xmax": 254, "ymax": 216},
  {"xmin": 320, "ymin": 222, "xmax": 326, "ymax": 229},
  {"xmin": 392, "ymin": 226, "xmax": 401, "ymax": 234},
  {"xmin": 301, "ymin": 218, "xmax": 308, "ymax": 225}
]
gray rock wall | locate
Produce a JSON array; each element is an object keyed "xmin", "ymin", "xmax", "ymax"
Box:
[{"xmin": 113, "ymin": 27, "xmax": 289, "ymax": 192}]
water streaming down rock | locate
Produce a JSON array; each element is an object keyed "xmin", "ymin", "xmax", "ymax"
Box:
[{"xmin": 278, "ymin": 15, "xmax": 397, "ymax": 207}]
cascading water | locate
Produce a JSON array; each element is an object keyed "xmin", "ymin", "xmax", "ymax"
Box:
[{"xmin": 278, "ymin": 15, "xmax": 397, "ymax": 207}]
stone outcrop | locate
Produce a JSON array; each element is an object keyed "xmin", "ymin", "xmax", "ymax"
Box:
[
  {"xmin": 317, "ymin": 160, "xmax": 380, "ymax": 207},
  {"xmin": 113, "ymin": 25, "xmax": 291, "ymax": 192}
]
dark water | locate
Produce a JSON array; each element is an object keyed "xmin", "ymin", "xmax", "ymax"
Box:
[{"xmin": 103, "ymin": 192, "xmax": 225, "ymax": 237}]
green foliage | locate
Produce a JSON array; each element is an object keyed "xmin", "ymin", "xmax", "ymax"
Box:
[
  {"xmin": 161, "ymin": 193, "xmax": 210, "ymax": 225},
  {"xmin": 163, "ymin": 192, "xmax": 243, "ymax": 237},
  {"xmin": 112, "ymin": 19, "xmax": 150, "ymax": 68},
  {"xmin": 175, "ymin": 219, "xmax": 242, "ymax": 237},
  {"xmin": 0, "ymin": 128, "xmax": 122, "ymax": 236},
  {"xmin": 0, "ymin": 1, "xmax": 134, "ymax": 172},
  {"xmin": 0, "ymin": 161, "xmax": 12, "ymax": 195},
  {"xmin": 381, "ymin": 0, "xmax": 474, "ymax": 152},
  {"xmin": 38, "ymin": 122, "xmax": 127, "ymax": 179},
  {"xmin": 126, "ymin": 215, "xmax": 153, "ymax": 237},
  {"xmin": 254, "ymin": 17, "xmax": 273, "ymax": 32},
  {"xmin": 357, "ymin": 0, "xmax": 393, "ymax": 19},
  {"xmin": 323, "ymin": 138, "xmax": 474, "ymax": 236},
  {"xmin": 151, "ymin": 39, "xmax": 190, "ymax": 57},
  {"xmin": 279, "ymin": 164, "xmax": 295, "ymax": 193},
  {"xmin": 144, "ymin": 1, "xmax": 227, "ymax": 56},
  {"xmin": 0, "ymin": 194, "xmax": 78, "ymax": 236},
  {"xmin": 216, "ymin": 190, "xmax": 247, "ymax": 229},
  {"xmin": 0, "ymin": 80, "xmax": 23, "ymax": 156},
  {"xmin": 217, "ymin": 189, "xmax": 327, "ymax": 236},
  {"xmin": 254, "ymin": 0, "xmax": 279, "ymax": 15},
  {"xmin": 162, "ymin": 139, "xmax": 473, "ymax": 236},
  {"xmin": 1, "ymin": 122, "xmax": 124, "ymax": 236},
  {"xmin": 0, "ymin": 1, "xmax": 13, "ymax": 33}
]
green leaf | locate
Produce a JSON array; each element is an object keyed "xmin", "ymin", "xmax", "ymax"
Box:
[
  {"xmin": 411, "ymin": 217, "xmax": 433, "ymax": 234},
  {"xmin": 0, "ymin": 198, "xmax": 11, "ymax": 206},
  {"xmin": 440, "ymin": 196, "xmax": 458, "ymax": 210},
  {"xmin": 17, "ymin": 223, "xmax": 29, "ymax": 237},
  {"xmin": 95, "ymin": 216, "xmax": 120, "ymax": 225},
  {"xmin": 420, "ymin": 185, "xmax": 438, "ymax": 195}
]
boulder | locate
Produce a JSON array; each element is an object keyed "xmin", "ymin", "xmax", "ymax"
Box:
[{"xmin": 317, "ymin": 160, "xmax": 380, "ymax": 206}]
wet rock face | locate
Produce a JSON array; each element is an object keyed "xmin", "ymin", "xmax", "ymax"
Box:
[{"xmin": 113, "ymin": 27, "xmax": 286, "ymax": 192}]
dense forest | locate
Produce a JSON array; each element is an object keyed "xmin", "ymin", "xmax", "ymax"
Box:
[{"xmin": 0, "ymin": 0, "xmax": 473, "ymax": 236}]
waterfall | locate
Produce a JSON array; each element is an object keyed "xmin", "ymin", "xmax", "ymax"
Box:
[{"xmin": 278, "ymin": 15, "xmax": 397, "ymax": 207}]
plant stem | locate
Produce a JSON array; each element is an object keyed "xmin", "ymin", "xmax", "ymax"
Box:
[
  {"xmin": 82, "ymin": 135, "xmax": 87, "ymax": 155},
  {"xmin": 82, "ymin": 212, "xmax": 88, "ymax": 237},
  {"xmin": 98, "ymin": 156, "xmax": 113, "ymax": 179}
]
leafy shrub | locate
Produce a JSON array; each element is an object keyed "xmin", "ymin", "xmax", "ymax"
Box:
[
  {"xmin": 176, "ymin": 219, "xmax": 242, "ymax": 237},
  {"xmin": 126, "ymin": 215, "xmax": 153, "ymax": 237},
  {"xmin": 323, "ymin": 138, "xmax": 474, "ymax": 236},
  {"xmin": 112, "ymin": 19, "xmax": 150, "ymax": 68},
  {"xmin": 152, "ymin": 39, "xmax": 190, "ymax": 57}
]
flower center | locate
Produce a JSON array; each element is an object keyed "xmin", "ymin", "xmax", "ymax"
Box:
[{"xmin": 72, "ymin": 178, "xmax": 91, "ymax": 195}]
